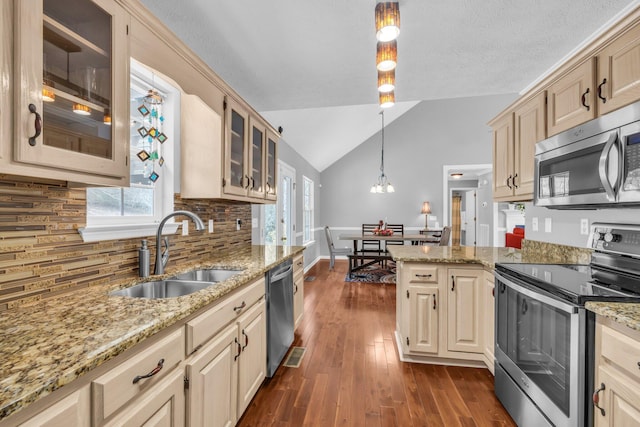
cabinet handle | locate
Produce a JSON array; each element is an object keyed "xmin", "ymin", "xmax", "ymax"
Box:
[
  {"xmin": 506, "ymin": 175, "xmax": 513, "ymax": 189},
  {"xmin": 242, "ymin": 330, "xmax": 249, "ymax": 351},
  {"xmin": 234, "ymin": 337, "xmax": 241, "ymax": 361},
  {"xmin": 294, "ymin": 284, "xmax": 298, "ymax": 294},
  {"xmin": 451, "ymin": 275, "xmax": 455, "ymax": 292},
  {"xmin": 406, "ymin": 290, "xmax": 410, "ymax": 299},
  {"xmin": 266, "ymin": 182, "xmax": 272, "ymax": 193},
  {"xmin": 233, "ymin": 301, "xmax": 246, "ymax": 312},
  {"xmin": 132, "ymin": 358, "xmax": 164, "ymax": 384},
  {"xmin": 243, "ymin": 175, "xmax": 250, "ymax": 188},
  {"xmin": 492, "ymin": 287, "xmax": 495, "ymax": 298},
  {"xmin": 415, "ymin": 274, "xmax": 432, "ymax": 278},
  {"xmin": 513, "ymin": 173, "xmax": 519, "ymax": 189},
  {"xmin": 249, "ymin": 176, "xmax": 255, "ymax": 189},
  {"xmin": 593, "ymin": 382, "xmax": 606, "ymax": 416},
  {"xmin": 581, "ymin": 87, "xmax": 590, "ymax": 111},
  {"xmin": 433, "ymin": 294, "xmax": 437, "ymax": 310},
  {"xmin": 28, "ymin": 104, "xmax": 42, "ymax": 147},
  {"xmin": 597, "ymin": 78, "xmax": 607, "ymax": 103}
]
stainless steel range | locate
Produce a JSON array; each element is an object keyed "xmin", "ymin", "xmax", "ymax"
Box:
[{"xmin": 494, "ymin": 223, "xmax": 640, "ymax": 427}]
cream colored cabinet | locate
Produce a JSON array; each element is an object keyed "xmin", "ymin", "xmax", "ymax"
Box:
[
  {"xmin": 248, "ymin": 117, "xmax": 265, "ymax": 199},
  {"xmin": 10, "ymin": 0, "xmax": 129, "ymax": 186},
  {"xmin": 293, "ymin": 254, "xmax": 304, "ymax": 328},
  {"xmin": 18, "ymin": 386, "xmax": 90, "ymax": 427},
  {"xmin": 547, "ymin": 59, "xmax": 596, "ymax": 136},
  {"xmin": 597, "ymin": 24, "xmax": 640, "ymax": 116},
  {"xmin": 236, "ymin": 299, "xmax": 266, "ymax": 416},
  {"xmin": 398, "ymin": 262, "xmax": 485, "ymax": 364},
  {"xmin": 593, "ymin": 316, "xmax": 640, "ymax": 427},
  {"xmin": 483, "ymin": 271, "xmax": 495, "ymax": 375},
  {"xmin": 265, "ymin": 130, "xmax": 278, "ymax": 201},
  {"xmin": 447, "ymin": 268, "xmax": 483, "ymax": 354},
  {"xmin": 491, "ymin": 92, "xmax": 545, "ymax": 202},
  {"xmin": 223, "ymin": 98, "xmax": 250, "ymax": 198}
]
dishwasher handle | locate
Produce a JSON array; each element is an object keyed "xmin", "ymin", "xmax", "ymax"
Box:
[{"xmin": 271, "ymin": 265, "xmax": 293, "ymax": 282}]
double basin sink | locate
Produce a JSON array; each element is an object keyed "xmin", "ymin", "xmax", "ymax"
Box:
[{"xmin": 110, "ymin": 268, "xmax": 243, "ymax": 299}]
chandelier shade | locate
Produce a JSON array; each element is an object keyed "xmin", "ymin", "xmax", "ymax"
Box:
[
  {"xmin": 377, "ymin": 69, "xmax": 395, "ymax": 93},
  {"xmin": 376, "ymin": 40, "xmax": 397, "ymax": 72},
  {"xmin": 379, "ymin": 91, "xmax": 395, "ymax": 109},
  {"xmin": 375, "ymin": 2, "xmax": 401, "ymax": 42}
]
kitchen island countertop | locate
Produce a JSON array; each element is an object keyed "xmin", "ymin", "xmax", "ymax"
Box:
[
  {"xmin": 586, "ymin": 301, "xmax": 640, "ymax": 333},
  {"xmin": 0, "ymin": 245, "xmax": 303, "ymax": 421},
  {"xmin": 387, "ymin": 245, "xmax": 524, "ymax": 269}
]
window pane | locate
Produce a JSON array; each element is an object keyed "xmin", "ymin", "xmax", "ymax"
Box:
[
  {"xmin": 87, "ymin": 188, "xmax": 122, "ymax": 216},
  {"xmin": 123, "ymin": 187, "xmax": 154, "ymax": 216}
]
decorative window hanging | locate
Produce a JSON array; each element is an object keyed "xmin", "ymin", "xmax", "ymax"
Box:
[{"xmin": 135, "ymin": 89, "xmax": 166, "ymax": 183}]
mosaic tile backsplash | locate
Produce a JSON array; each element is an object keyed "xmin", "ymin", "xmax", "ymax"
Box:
[{"xmin": 0, "ymin": 174, "xmax": 252, "ymax": 311}]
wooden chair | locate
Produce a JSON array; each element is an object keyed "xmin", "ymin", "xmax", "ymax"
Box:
[
  {"xmin": 384, "ymin": 224, "xmax": 404, "ymax": 249},
  {"xmin": 360, "ymin": 223, "xmax": 384, "ymax": 267},
  {"xmin": 439, "ymin": 226, "xmax": 452, "ymax": 246},
  {"xmin": 324, "ymin": 226, "xmax": 352, "ymax": 270}
]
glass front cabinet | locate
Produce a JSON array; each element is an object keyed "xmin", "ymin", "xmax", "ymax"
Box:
[
  {"xmin": 265, "ymin": 130, "xmax": 278, "ymax": 201},
  {"xmin": 13, "ymin": 0, "xmax": 129, "ymax": 185}
]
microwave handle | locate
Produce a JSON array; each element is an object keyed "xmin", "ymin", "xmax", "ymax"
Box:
[{"xmin": 598, "ymin": 132, "xmax": 620, "ymax": 202}]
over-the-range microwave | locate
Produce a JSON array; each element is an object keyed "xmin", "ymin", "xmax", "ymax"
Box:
[{"xmin": 535, "ymin": 100, "xmax": 640, "ymax": 209}]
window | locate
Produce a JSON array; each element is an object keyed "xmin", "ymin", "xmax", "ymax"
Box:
[
  {"xmin": 302, "ymin": 176, "xmax": 314, "ymax": 244},
  {"xmin": 80, "ymin": 60, "xmax": 180, "ymax": 242}
]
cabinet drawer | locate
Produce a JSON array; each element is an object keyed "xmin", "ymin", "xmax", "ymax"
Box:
[
  {"xmin": 600, "ymin": 323, "xmax": 640, "ymax": 383},
  {"xmin": 293, "ymin": 254, "xmax": 304, "ymax": 275},
  {"xmin": 186, "ymin": 277, "xmax": 265, "ymax": 355},
  {"xmin": 404, "ymin": 265, "xmax": 439, "ymax": 284},
  {"xmin": 92, "ymin": 328, "xmax": 184, "ymax": 424}
]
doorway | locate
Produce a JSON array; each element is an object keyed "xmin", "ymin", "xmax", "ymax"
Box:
[{"xmin": 277, "ymin": 161, "xmax": 296, "ymax": 246}]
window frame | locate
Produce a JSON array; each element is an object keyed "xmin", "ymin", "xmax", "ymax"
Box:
[{"xmin": 302, "ymin": 175, "xmax": 314, "ymax": 244}]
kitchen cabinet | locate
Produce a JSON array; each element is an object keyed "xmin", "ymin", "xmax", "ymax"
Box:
[
  {"xmin": 491, "ymin": 92, "xmax": 544, "ymax": 202},
  {"xmin": 18, "ymin": 386, "xmax": 90, "ymax": 427},
  {"xmin": 10, "ymin": 0, "xmax": 129, "ymax": 186},
  {"xmin": 223, "ymin": 97, "xmax": 250, "ymax": 198},
  {"xmin": 397, "ymin": 262, "xmax": 485, "ymax": 364},
  {"xmin": 547, "ymin": 59, "xmax": 596, "ymax": 136},
  {"xmin": 236, "ymin": 299, "xmax": 266, "ymax": 416},
  {"xmin": 482, "ymin": 271, "xmax": 495, "ymax": 375},
  {"xmin": 293, "ymin": 254, "xmax": 304, "ymax": 328},
  {"xmin": 248, "ymin": 117, "xmax": 266, "ymax": 199},
  {"xmin": 593, "ymin": 316, "xmax": 640, "ymax": 427},
  {"xmin": 265, "ymin": 130, "xmax": 278, "ymax": 201}
]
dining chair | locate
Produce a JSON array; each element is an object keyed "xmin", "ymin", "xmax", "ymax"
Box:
[
  {"xmin": 361, "ymin": 223, "xmax": 384, "ymax": 267},
  {"xmin": 439, "ymin": 226, "xmax": 452, "ymax": 246},
  {"xmin": 324, "ymin": 226, "xmax": 352, "ymax": 270},
  {"xmin": 384, "ymin": 223, "xmax": 404, "ymax": 249}
]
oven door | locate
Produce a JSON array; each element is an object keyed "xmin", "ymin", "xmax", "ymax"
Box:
[{"xmin": 494, "ymin": 271, "xmax": 586, "ymax": 427}]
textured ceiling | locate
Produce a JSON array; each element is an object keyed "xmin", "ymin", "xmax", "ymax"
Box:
[{"xmin": 141, "ymin": 0, "xmax": 638, "ymax": 171}]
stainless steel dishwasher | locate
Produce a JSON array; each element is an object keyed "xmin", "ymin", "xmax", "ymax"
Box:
[{"xmin": 265, "ymin": 259, "xmax": 294, "ymax": 377}]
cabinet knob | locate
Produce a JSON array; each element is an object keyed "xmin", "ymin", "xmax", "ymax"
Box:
[{"xmin": 28, "ymin": 104, "xmax": 42, "ymax": 147}]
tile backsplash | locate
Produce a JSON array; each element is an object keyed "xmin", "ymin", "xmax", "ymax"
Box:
[{"xmin": 0, "ymin": 174, "xmax": 251, "ymax": 311}]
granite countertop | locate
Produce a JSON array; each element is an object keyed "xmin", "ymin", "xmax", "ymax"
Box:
[
  {"xmin": 585, "ymin": 301, "xmax": 640, "ymax": 333},
  {"xmin": 0, "ymin": 244, "xmax": 304, "ymax": 421},
  {"xmin": 387, "ymin": 245, "xmax": 524, "ymax": 269}
]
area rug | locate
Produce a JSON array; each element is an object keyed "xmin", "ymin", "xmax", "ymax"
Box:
[{"xmin": 345, "ymin": 264, "xmax": 396, "ymax": 284}]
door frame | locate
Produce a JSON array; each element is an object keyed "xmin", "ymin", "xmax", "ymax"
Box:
[
  {"xmin": 277, "ymin": 160, "xmax": 296, "ymax": 246},
  {"xmin": 442, "ymin": 164, "xmax": 491, "ymax": 227}
]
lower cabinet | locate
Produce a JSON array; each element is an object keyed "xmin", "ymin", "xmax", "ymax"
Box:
[
  {"xmin": 236, "ymin": 300, "xmax": 266, "ymax": 416},
  {"xmin": 482, "ymin": 271, "xmax": 495, "ymax": 375},
  {"xmin": 293, "ymin": 254, "xmax": 304, "ymax": 328},
  {"xmin": 18, "ymin": 386, "xmax": 90, "ymax": 427},
  {"xmin": 593, "ymin": 316, "xmax": 640, "ymax": 427},
  {"xmin": 398, "ymin": 262, "xmax": 486, "ymax": 365}
]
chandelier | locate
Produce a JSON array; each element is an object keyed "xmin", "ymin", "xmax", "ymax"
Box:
[{"xmin": 370, "ymin": 110, "xmax": 395, "ymax": 193}]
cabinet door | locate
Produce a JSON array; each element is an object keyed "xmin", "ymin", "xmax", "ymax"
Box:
[
  {"xmin": 447, "ymin": 268, "xmax": 482, "ymax": 354},
  {"xmin": 492, "ymin": 113, "xmax": 515, "ymax": 200},
  {"xmin": 237, "ymin": 299, "xmax": 266, "ymax": 416},
  {"xmin": 103, "ymin": 369, "xmax": 185, "ymax": 427},
  {"xmin": 265, "ymin": 130, "xmax": 278, "ymax": 201},
  {"xmin": 248, "ymin": 117, "xmax": 265, "ymax": 199},
  {"xmin": 19, "ymin": 386, "xmax": 90, "ymax": 427},
  {"xmin": 186, "ymin": 323, "xmax": 238, "ymax": 427},
  {"xmin": 483, "ymin": 272, "xmax": 495, "ymax": 374},
  {"xmin": 594, "ymin": 367, "xmax": 640, "ymax": 427},
  {"xmin": 597, "ymin": 24, "xmax": 640, "ymax": 115},
  {"xmin": 293, "ymin": 272, "xmax": 304, "ymax": 328},
  {"xmin": 408, "ymin": 285, "xmax": 439, "ymax": 354},
  {"xmin": 547, "ymin": 59, "xmax": 595, "ymax": 136},
  {"xmin": 14, "ymin": 0, "xmax": 129, "ymax": 182},
  {"xmin": 513, "ymin": 92, "xmax": 546, "ymax": 199},
  {"xmin": 224, "ymin": 97, "xmax": 249, "ymax": 197}
]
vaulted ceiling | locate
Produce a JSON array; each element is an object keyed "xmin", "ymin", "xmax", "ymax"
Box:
[{"xmin": 141, "ymin": 0, "xmax": 637, "ymax": 171}]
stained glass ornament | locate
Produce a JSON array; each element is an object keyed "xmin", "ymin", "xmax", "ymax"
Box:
[
  {"xmin": 150, "ymin": 151, "xmax": 159, "ymax": 160},
  {"xmin": 149, "ymin": 171, "xmax": 159, "ymax": 182},
  {"xmin": 157, "ymin": 133, "xmax": 168, "ymax": 144},
  {"xmin": 159, "ymin": 115, "xmax": 165, "ymax": 123},
  {"xmin": 137, "ymin": 105, "xmax": 150, "ymax": 116},
  {"xmin": 159, "ymin": 157, "xmax": 165, "ymax": 166},
  {"xmin": 147, "ymin": 136, "xmax": 153, "ymax": 143},
  {"xmin": 148, "ymin": 127, "xmax": 158, "ymax": 138},
  {"xmin": 137, "ymin": 150, "xmax": 150, "ymax": 161},
  {"xmin": 137, "ymin": 127, "xmax": 148, "ymax": 138},
  {"xmin": 151, "ymin": 108, "xmax": 158, "ymax": 118}
]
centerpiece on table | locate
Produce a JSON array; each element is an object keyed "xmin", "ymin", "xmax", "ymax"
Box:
[{"xmin": 373, "ymin": 219, "xmax": 394, "ymax": 236}]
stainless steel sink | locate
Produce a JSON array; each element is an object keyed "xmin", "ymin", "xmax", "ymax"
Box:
[
  {"xmin": 169, "ymin": 268, "xmax": 243, "ymax": 282},
  {"xmin": 110, "ymin": 279, "xmax": 216, "ymax": 299}
]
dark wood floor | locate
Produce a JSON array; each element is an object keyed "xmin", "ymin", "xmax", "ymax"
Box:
[{"xmin": 238, "ymin": 260, "xmax": 516, "ymax": 427}]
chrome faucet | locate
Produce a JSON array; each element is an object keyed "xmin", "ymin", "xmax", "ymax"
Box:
[{"xmin": 154, "ymin": 210, "xmax": 205, "ymax": 275}]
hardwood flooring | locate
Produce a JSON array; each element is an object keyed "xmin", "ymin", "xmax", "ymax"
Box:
[{"xmin": 238, "ymin": 260, "xmax": 515, "ymax": 427}]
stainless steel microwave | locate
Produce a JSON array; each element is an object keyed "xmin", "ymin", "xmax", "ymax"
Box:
[{"xmin": 535, "ymin": 100, "xmax": 640, "ymax": 208}]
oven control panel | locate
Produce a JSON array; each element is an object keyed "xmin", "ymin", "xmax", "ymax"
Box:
[{"xmin": 590, "ymin": 223, "xmax": 640, "ymax": 257}]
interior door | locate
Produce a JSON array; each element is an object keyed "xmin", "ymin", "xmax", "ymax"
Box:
[
  {"xmin": 277, "ymin": 161, "xmax": 295, "ymax": 246},
  {"xmin": 464, "ymin": 190, "xmax": 477, "ymax": 246}
]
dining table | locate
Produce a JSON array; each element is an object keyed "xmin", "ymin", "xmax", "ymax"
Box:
[{"xmin": 338, "ymin": 232, "xmax": 440, "ymax": 276}]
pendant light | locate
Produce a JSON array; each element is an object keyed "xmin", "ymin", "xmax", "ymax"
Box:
[
  {"xmin": 379, "ymin": 91, "xmax": 395, "ymax": 109},
  {"xmin": 72, "ymin": 103, "xmax": 91, "ymax": 116},
  {"xmin": 375, "ymin": 2, "xmax": 400, "ymax": 42},
  {"xmin": 370, "ymin": 110, "xmax": 395, "ymax": 193},
  {"xmin": 376, "ymin": 40, "xmax": 397, "ymax": 72},
  {"xmin": 378, "ymin": 69, "xmax": 395, "ymax": 93}
]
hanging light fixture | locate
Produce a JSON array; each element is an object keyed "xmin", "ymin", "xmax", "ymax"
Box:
[
  {"xmin": 378, "ymin": 69, "xmax": 395, "ymax": 93},
  {"xmin": 103, "ymin": 108, "xmax": 112, "ymax": 125},
  {"xmin": 72, "ymin": 102, "xmax": 91, "ymax": 116},
  {"xmin": 376, "ymin": 40, "xmax": 397, "ymax": 72},
  {"xmin": 370, "ymin": 111, "xmax": 395, "ymax": 193},
  {"xmin": 375, "ymin": 2, "xmax": 400, "ymax": 42},
  {"xmin": 379, "ymin": 91, "xmax": 395, "ymax": 109},
  {"xmin": 42, "ymin": 87, "xmax": 55, "ymax": 102}
]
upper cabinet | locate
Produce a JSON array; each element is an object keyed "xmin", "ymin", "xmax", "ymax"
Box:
[
  {"xmin": 547, "ymin": 60, "xmax": 596, "ymax": 136},
  {"xmin": 265, "ymin": 130, "xmax": 278, "ymax": 201},
  {"xmin": 10, "ymin": 0, "xmax": 129, "ymax": 186}
]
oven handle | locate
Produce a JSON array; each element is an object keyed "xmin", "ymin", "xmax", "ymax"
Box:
[
  {"xmin": 493, "ymin": 271, "xmax": 578, "ymax": 314},
  {"xmin": 598, "ymin": 132, "xmax": 620, "ymax": 202}
]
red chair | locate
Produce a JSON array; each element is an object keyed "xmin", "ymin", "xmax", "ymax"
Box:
[{"xmin": 506, "ymin": 227, "xmax": 524, "ymax": 249}]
